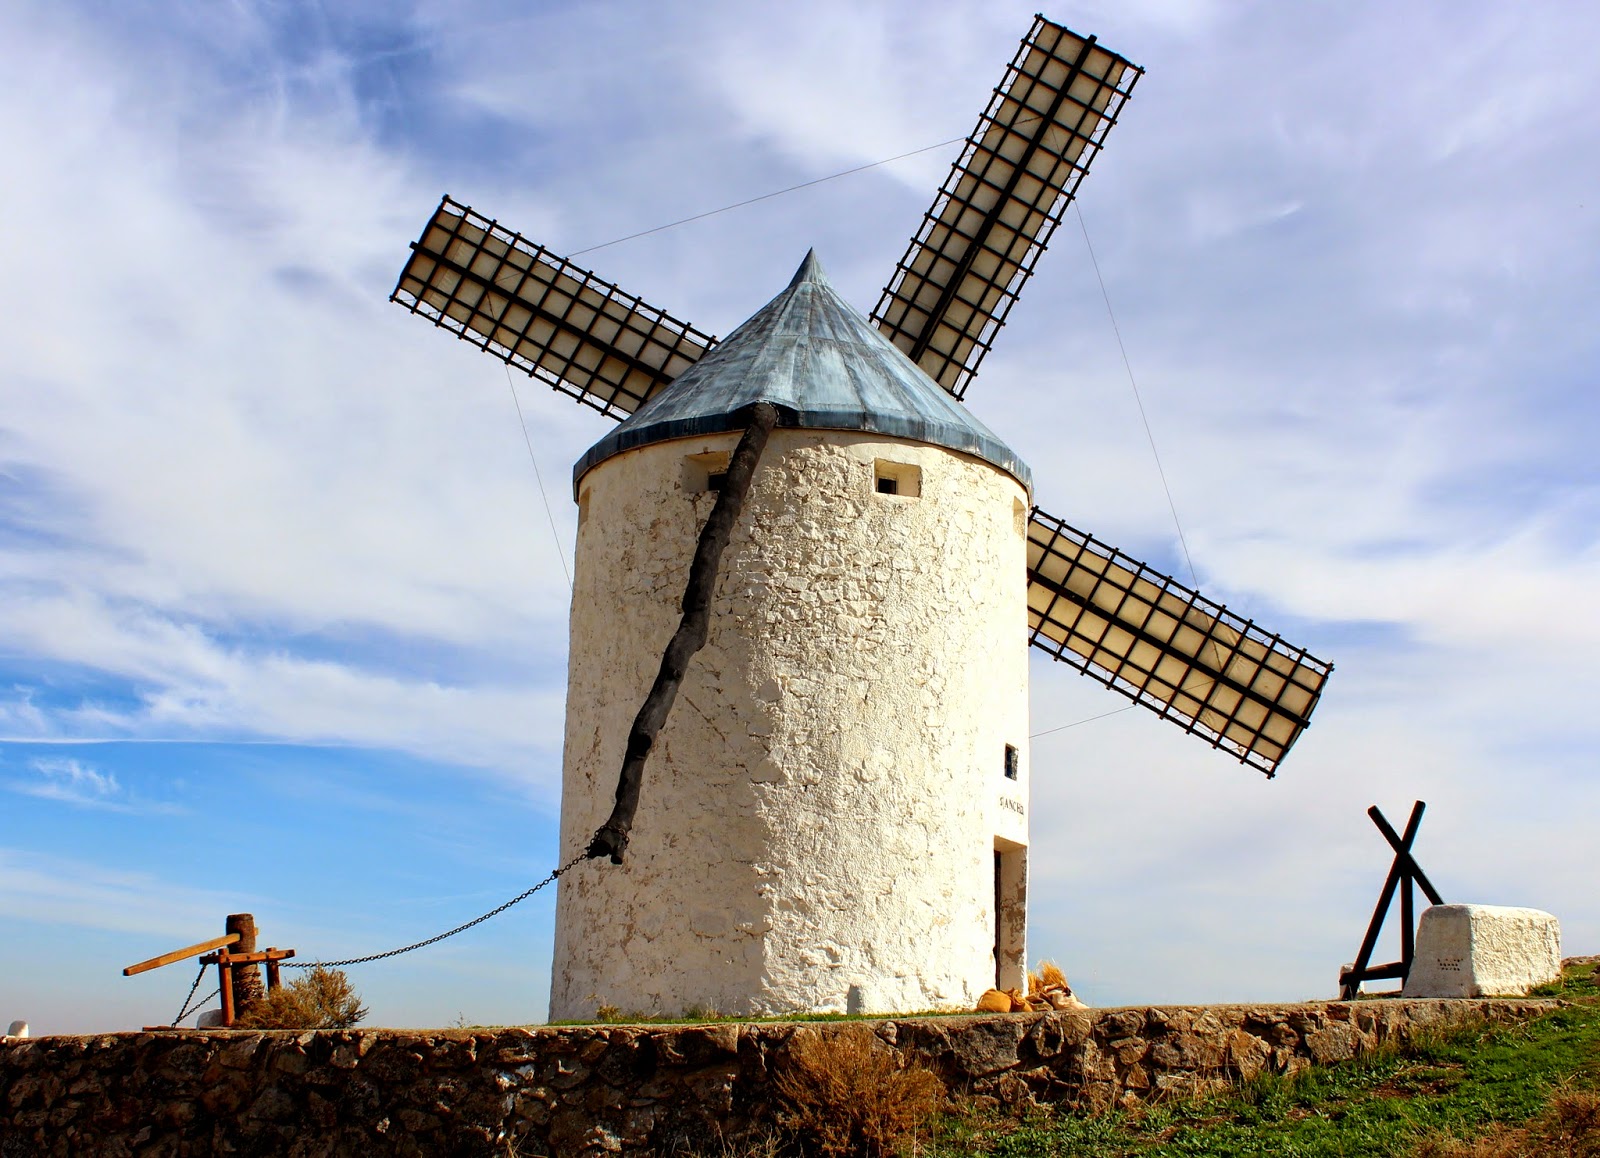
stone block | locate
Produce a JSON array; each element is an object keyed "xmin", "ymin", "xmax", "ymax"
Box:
[
  {"xmin": 1304, "ymin": 1022, "xmax": 1361, "ymax": 1065},
  {"xmin": 1225, "ymin": 1030, "xmax": 1272, "ymax": 1082},
  {"xmin": 1403, "ymin": 905, "xmax": 1561, "ymax": 998},
  {"xmin": 944, "ymin": 1016, "xmax": 1027, "ymax": 1078}
]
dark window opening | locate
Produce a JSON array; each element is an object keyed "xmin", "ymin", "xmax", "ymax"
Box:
[
  {"xmin": 707, "ymin": 471, "xmax": 727, "ymax": 492},
  {"xmin": 873, "ymin": 459, "xmax": 921, "ymax": 498},
  {"xmin": 1004, "ymin": 744, "xmax": 1019, "ymax": 780}
]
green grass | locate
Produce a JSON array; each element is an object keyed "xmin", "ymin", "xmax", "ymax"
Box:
[{"xmin": 926, "ymin": 963, "xmax": 1600, "ymax": 1157}]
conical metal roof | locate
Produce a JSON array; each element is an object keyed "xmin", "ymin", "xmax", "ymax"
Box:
[{"xmin": 573, "ymin": 252, "xmax": 1031, "ymax": 490}]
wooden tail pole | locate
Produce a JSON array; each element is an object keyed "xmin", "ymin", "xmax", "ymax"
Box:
[
  {"xmin": 122, "ymin": 933, "xmax": 240, "ymax": 977},
  {"xmin": 587, "ymin": 402, "xmax": 779, "ymax": 865}
]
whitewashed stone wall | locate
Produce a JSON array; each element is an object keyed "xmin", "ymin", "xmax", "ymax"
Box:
[{"xmin": 550, "ymin": 429, "xmax": 1031, "ymax": 1021}]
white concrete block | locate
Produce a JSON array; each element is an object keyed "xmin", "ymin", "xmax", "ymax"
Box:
[{"xmin": 1403, "ymin": 904, "xmax": 1562, "ymax": 998}]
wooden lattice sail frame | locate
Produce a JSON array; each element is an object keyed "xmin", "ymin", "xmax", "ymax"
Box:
[
  {"xmin": 871, "ymin": 19, "xmax": 1141, "ymax": 399},
  {"xmin": 388, "ymin": 15, "xmax": 1332, "ymax": 777},
  {"xmin": 1026, "ymin": 508, "xmax": 1330, "ymax": 774},
  {"xmin": 393, "ymin": 198, "xmax": 716, "ymax": 419}
]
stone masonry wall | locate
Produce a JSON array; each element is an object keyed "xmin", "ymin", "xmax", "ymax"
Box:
[{"xmin": 0, "ymin": 999, "xmax": 1550, "ymax": 1157}]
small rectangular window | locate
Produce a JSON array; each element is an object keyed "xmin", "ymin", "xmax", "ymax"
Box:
[
  {"xmin": 1004, "ymin": 744, "xmax": 1019, "ymax": 780},
  {"xmin": 873, "ymin": 459, "xmax": 921, "ymax": 498},
  {"xmin": 683, "ymin": 450, "xmax": 731, "ymax": 493}
]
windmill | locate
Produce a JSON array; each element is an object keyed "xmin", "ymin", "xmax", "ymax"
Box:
[{"xmin": 392, "ymin": 16, "xmax": 1331, "ymax": 1018}]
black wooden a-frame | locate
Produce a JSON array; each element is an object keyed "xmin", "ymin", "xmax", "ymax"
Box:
[{"xmin": 1339, "ymin": 801, "xmax": 1445, "ymax": 1000}]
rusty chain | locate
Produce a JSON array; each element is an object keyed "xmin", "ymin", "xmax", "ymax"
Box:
[
  {"xmin": 171, "ymin": 963, "xmax": 219, "ymax": 1027},
  {"xmin": 281, "ymin": 851, "xmax": 589, "ymax": 970}
]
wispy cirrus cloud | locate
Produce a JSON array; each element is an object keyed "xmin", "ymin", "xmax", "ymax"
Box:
[
  {"xmin": 0, "ymin": 846, "xmax": 251, "ymax": 937},
  {"xmin": 7, "ymin": 756, "xmax": 183, "ymax": 815},
  {"xmin": 0, "ymin": 589, "xmax": 567, "ymax": 790}
]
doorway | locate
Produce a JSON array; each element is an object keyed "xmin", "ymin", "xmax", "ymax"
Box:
[{"xmin": 993, "ymin": 838, "xmax": 1027, "ymax": 991}]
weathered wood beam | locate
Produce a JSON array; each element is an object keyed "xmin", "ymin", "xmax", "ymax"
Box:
[
  {"xmin": 226, "ymin": 913, "xmax": 266, "ymax": 1015},
  {"xmin": 122, "ymin": 933, "xmax": 240, "ymax": 977},
  {"xmin": 1368, "ymin": 805, "xmax": 1445, "ymax": 906}
]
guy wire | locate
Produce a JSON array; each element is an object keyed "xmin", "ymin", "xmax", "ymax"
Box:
[
  {"xmin": 1073, "ymin": 202, "xmax": 1199, "ymax": 591},
  {"xmin": 568, "ymin": 135, "xmax": 969, "ymax": 258},
  {"xmin": 567, "ymin": 113, "xmax": 1056, "ymax": 258},
  {"xmin": 1030, "ymin": 705, "xmax": 1134, "ymax": 739},
  {"xmin": 504, "ymin": 365, "xmax": 572, "ymax": 589}
]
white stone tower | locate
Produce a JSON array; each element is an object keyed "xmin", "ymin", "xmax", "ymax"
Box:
[{"xmin": 549, "ymin": 254, "xmax": 1033, "ymax": 1019}]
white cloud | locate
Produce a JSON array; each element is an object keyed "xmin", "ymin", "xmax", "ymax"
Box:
[
  {"xmin": 5, "ymin": 756, "xmax": 172, "ymax": 813},
  {"xmin": 0, "ymin": 589, "xmax": 567, "ymax": 788},
  {"xmin": 0, "ymin": 847, "xmax": 248, "ymax": 939},
  {"xmin": 0, "ymin": 0, "xmax": 581, "ymax": 783}
]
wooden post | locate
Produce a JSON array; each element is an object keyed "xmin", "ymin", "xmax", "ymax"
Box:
[
  {"xmin": 218, "ymin": 957, "xmax": 235, "ymax": 1026},
  {"xmin": 265, "ymin": 949, "xmax": 281, "ymax": 994},
  {"xmin": 1339, "ymin": 803, "xmax": 1423, "ymax": 998},
  {"xmin": 225, "ymin": 913, "xmax": 266, "ymax": 1016},
  {"xmin": 1400, "ymin": 864, "xmax": 1416, "ymax": 982}
]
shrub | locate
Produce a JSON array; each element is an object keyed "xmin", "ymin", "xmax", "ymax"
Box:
[
  {"xmin": 234, "ymin": 966, "xmax": 368, "ymax": 1030},
  {"xmin": 773, "ymin": 1025, "xmax": 943, "ymax": 1158}
]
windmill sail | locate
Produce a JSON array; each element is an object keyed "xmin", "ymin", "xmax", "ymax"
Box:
[
  {"xmin": 392, "ymin": 197, "xmax": 717, "ymax": 420},
  {"xmin": 871, "ymin": 18, "xmax": 1140, "ymax": 399},
  {"xmin": 1026, "ymin": 508, "xmax": 1330, "ymax": 776}
]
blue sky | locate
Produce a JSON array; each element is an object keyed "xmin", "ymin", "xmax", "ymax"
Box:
[{"xmin": 3, "ymin": 0, "xmax": 1597, "ymax": 1032}]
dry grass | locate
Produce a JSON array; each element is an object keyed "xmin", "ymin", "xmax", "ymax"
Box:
[
  {"xmin": 773, "ymin": 1025, "xmax": 944, "ymax": 1158},
  {"xmin": 1031, "ymin": 961, "xmax": 1068, "ymax": 992},
  {"xmin": 234, "ymin": 966, "xmax": 368, "ymax": 1030},
  {"xmin": 1413, "ymin": 1087, "xmax": 1600, "ymax": 1158},
  {"xmin": 673, "ymin": 1132, "xmax": 786, "ymax": 1158}
]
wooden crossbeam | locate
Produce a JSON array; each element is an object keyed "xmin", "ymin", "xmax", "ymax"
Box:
[
  {"xmin": 1367, "ymin": 806, "xmax": 1445, "ymax": 906},
  {"xmin": 1347, "ymin": 961, "xmax": 1406, "ymax": 982},
  {"xmin": 1339, "ymin": 802, "xmax": 1444, "ymax": 999},
  {"xmin": 198, "ymin": 949, "xmax": 296, "ymax": 967}
]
